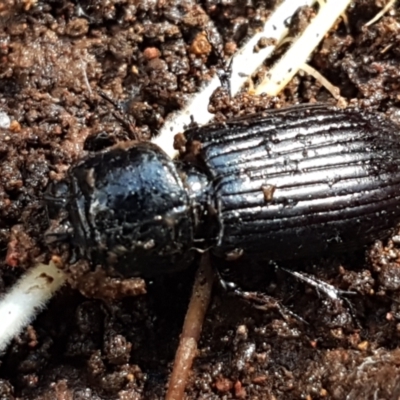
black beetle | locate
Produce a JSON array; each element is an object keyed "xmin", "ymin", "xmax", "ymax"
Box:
[{"xmin": 46, "ymin": 103, "xmax": 400, "ymax": 277}]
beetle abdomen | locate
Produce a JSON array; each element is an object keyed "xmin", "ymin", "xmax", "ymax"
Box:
[{"xmin": 183, "ymin": 104, "xmax": 400, "ymax": 260}]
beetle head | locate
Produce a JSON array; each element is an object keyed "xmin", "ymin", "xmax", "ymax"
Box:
[{"xmin": 62, "ymin": 141, "xmax": 196, "ymax": 277}]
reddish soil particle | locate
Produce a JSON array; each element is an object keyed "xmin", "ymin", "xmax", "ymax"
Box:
[
  {"xmin": 5, "ymin": 224, "xmax": 36, "ymax": 267},
  {"xmin": 5, "ymin": 239, "xmax": 19, "ymax": 267},
  {"xmin": 143, "ymin": 47, "xmax": 161, "ymax": 60},
  {"xmin": 234, "ymin": 380, "xmax": 246, "ymax": 398},
  {"xmin": 189, "ymin": 31, "xmax": 212, "ymax": 56},
  {"xmin": 214, "ymin": 376, "xmax": 233, "ymax": 393},
  {"xmin": 1, "ymin": 0, "xmax": 400, "ymax": 399}
]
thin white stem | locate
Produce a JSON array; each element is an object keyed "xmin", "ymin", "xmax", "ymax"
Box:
[
  {"xmin": 364, "ymin": 0, "xmax": 396, "ymax": 27},
  {"xmin": 152, "ymin": 0, "xmax": 317, "ymax": 159},
  {"xmin": 300, "ymin": 63, "xmax": 340, "ymax": 99},
  {"xmin": 0, "ymin": 261, "xmax": 66, "ymax": 352},
  {"xmin": 254, "ymin": 0, "xmax": 352, "ymax": 96}
]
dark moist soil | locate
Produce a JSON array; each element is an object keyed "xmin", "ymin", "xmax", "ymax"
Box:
[{"xmin": 1, "ymin": 0, "xmax": 400, "ymax": 399}]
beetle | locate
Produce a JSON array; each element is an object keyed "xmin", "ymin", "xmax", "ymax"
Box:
[{"xmin": 46, "ymin": 103, "xmax": 400, "ymax": 277}]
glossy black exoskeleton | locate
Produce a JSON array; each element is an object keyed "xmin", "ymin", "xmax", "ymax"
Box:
[{"xmin": 47, "ymin": 104, "xmax": 400, "ymax": 277}]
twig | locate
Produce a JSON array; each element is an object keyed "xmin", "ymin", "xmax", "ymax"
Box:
[
  {"xmin": 0, "ymin": 261, "xmax": 66, "ymax": 352},
  {"xmin": 254, "ymin": 0, "xmax": 352, "ymax": 96},
  {"xmin": 152, "ymin": 0, "xmax": 317, "ymax": 159},
  {"xmin": 165, "ymin": 252, "xmax": 214, "ymax": 400}
]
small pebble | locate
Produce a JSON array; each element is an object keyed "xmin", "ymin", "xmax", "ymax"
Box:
[
  {"xmin": 392, "ymin": 235, "xmax": 400, "ymax": 244},
  {"xmin": 190, "ymin": 32, "xmax": 212, "ymax": 56},
  {"xmin": 0, "ymin": 111, "xmax": 11, "ymax": 129},
  {"xmin": 143, "ymin": 47, "xmax": 161, "ymax": 60}
]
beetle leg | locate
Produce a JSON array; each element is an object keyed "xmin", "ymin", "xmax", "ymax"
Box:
[
  {"xmin": 279, "ymin": 267, "xmax": 357, "ymax": 300},
  {"xmin": 279, "ymin": 267, "xmax": 361, "ymax": 329},
  {"xmin": 213, "ymin": 266, "xmax": 307, "ymax": 324}
]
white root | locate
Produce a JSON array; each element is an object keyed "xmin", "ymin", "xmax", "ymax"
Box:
[
  {"xmin": 254, "ymin": 0, "xmax": 352, "ymax": 96},
  {"xmin": 300, "ymin": 63, "xmax": 340, "ymax": 99},
  {"xmin": 0, "ymin": 261, "xmax": 66, "ymax": 352},
  {"xmin": 152, "ymin": 0, "xmax": 317, "ymax": 159},
  {"xmin": 364, "ymin": 0, "xmax": 396, "ymax": 27}
]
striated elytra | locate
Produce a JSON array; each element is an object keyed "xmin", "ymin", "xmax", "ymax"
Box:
[{"xmin": 47, "ymin": 104, "xmax": 400, "ymax": 277}]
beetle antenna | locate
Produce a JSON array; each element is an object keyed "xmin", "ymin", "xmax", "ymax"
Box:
[
  {"xmin": 205, "ymin": 30, "xmax": 233, "ymax": 96},
  {"xmin": 97, "ymin": 90, "xmax": 139, "ymax": 140},
  {"xmin": 42, "ymin": 193, "xmax": 67, "ymax": 206},
  {"xmin": 98, "ymin": 90, "xmax": 124, "ymax": 112},
  {"xmin": 44, "ymin": 231, "xmax": 71, "ymax": 244}
]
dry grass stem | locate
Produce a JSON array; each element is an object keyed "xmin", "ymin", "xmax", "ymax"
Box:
[{"xmin": 165, "ymin": 252, "xmax": 214, "ymax": 400}]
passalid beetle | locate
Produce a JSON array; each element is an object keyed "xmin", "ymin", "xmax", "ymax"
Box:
[{"xmin": 46, "ymin": 103, "xmax": 400, "ymax": 277}]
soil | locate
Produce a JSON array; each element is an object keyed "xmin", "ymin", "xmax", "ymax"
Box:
[{"xmin": 1, "ymin": 0, "xmax": 400, "ymax": 399}]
